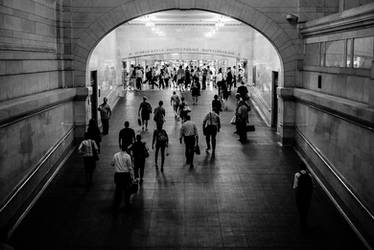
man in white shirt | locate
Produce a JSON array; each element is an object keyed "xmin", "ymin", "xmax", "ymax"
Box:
[
  {"xmin": 202, "ymin": 110, "xmax": 221, "ymax": 155},
  {"xmin": 180, "ymin": 115, "xmax": 198, "ymax": 168},
  {"xmin": 111, "ymin": 148, "xmax": 134, "ymax": 209}
]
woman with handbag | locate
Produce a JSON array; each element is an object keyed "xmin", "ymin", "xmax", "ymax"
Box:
[
  {"xmin": 78, "ymin": 132, "xmax": 99, "ymax": 188},
  {"xmin": 129, "ymin": 134, "xmax": 149, "ymax": 184}
]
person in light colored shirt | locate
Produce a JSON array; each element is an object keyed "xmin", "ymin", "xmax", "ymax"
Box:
[
  {"xmin": 203, "ymin": 110, "xmax": 221, "ymax": 155},
  {"xmin": 78, "ymin": 132, "xmax": 99, "ymax": 188},
  {"xmin": 180, "ymin": 115, "xmax": 198, "ymax": 168},
  {"xmin": 111, "ymin": 148, "xmax": 134, "ymax": 209}
]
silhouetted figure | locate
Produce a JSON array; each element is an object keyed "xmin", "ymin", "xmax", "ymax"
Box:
[
  {"xmin": 293, "ymin": 163, "xmax": 313, "ymax": 230},
  {"xmin": 236, "ymin": 99, "xmax": 248, "ymax": 143},
  {"xmin": 119, "ymin": 121, "xmax": 135, "ymax": 152},
  {"xmin": 129, "ymin": 134, "xmax": 148, "ymax": 183},
  {"xmin": 153, "ymin": 101, "xmax": 166, "ymax": 129},
  {"xmin": 212, "ymin": 94, "xmax": 222, "ymax": 115},
  {"xmin": 98, "ymin": 97, "xmax": 112, "ymax": 135},
  {"xmin": 87, "ymin": 119, "xmax": 101, "ymax": 153},
  {"xmin": 138, "ymin": 96, "xmax": 152, "ymax": 131},
  {"xmin": 152, "ymin": 127, "xmax": 169, "ymax": 171},
  {"xmin": 78, "ymin": 132, "xmax": 99, "ymax": 188}
]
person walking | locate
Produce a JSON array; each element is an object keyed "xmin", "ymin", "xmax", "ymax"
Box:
[
  {"xmin": 202, "ymin": 65, "xmax": 208, "ymax": 90},
  {"xmin": 111, "ymin": 146, "xmax": 134, "ymax": 210},
  {"xmin": 135, "ymin": 66, "xmax": 143, "ymax": 90},
  {"xmin": 78, "ymin": 132, "xmax": 99, "ymax": 188},
  {"xmin": 216, "ymin": 68, "xmax": 224, "ymax": 96},
  {"xmin": 180, "ymin": 115, "xmax": 198, "ymax": 168},
  {"xmin": 236, "ymin": 99, "xmax": 249, "ymax": 143},
  {"xmin": 98, "ymin": 97, "xmax": 111, "ymax": 135},
  {"xmin": 138, "ymin": 96, "xmax": 152, "ymax": 131},
  {"xmin": 226, "ymin": 67, "xmax": 233, "ymax": 91},
  {"xmin": 152, "ymin": 126, "xmax": 169, "ymax": 171},
  {"xmin": 129, "ymin": 134, "xmax": 148, "ymax": 184},
  {"xmin": 153, "ymin": 100, "xmax": 166, "ymax": 129},
  {"xmin": 87, "ymin": 118, "xmax": 101, "ymax": 153},
  {"xmin": 212, "ymin": 94, "xmax": 222, "ymax": 115},
  {"xmin": 237, "ymin": 81, "xmax": 249, "ymax": 101},
  {"xmin": 203, "ymin": 109, "xmax": 220, "ymax": 155},
  {"xmin": 184, "ymin": 66, "xmax": 191, "ymax": 91},
  {"xmin": 119, "ymin": 121, "xmax": 135, "ymax": 152},
  {"xmin": 191, "ymin": 78, "xmax": 200, "ymax": 105},
  {"xmin": 293, "ymin": 163, "xmax": 313, "ymax": 230},
  {"xmin": 170, "ymin": 91, "xmax": 181, "ymax": 118}
]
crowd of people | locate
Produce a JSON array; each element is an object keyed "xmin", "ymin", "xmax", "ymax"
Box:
[{"xmin": 76, "ymin": 65, "xmax": 315, "ymax": 229}]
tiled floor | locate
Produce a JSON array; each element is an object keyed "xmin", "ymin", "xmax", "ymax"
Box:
[{"xmin": 10, "ymin": 88, "xmax": 365, "ymax": 249}]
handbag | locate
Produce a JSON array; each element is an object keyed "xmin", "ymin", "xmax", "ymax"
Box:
[
  {"xmin": 129, "ymin": 178, "xmax": 138, "ymax": 194},
  {"xmin": 246, "ymin": 125, "xmax": 255, "ymax": 132},
  {"xmin": 91, "ymin": 141, "xmax": 99, "ymax": 161},
  {"xmin": 194, "ymin": 145, "xmax": 201, "ymax": 155},
  {"xmin": 137, "ymin": 117, "xmax": 142, "ymax": 126},
  {"xmin": 230, "ymin": 115, "xmax": 237, "ymax": 125}
]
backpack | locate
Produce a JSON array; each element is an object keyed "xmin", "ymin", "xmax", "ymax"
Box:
[
  {"xmin": 157, "ymin": 130, "xmax": 167, "ymax": 145},
  {"xmin": 298, "ymin": 171, "xmax": 313, "ymax": 194}
]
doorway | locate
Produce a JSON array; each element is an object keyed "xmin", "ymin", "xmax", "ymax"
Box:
[
  {"xmin": 271, "ymin": 71, "xmax": 279, "ymax": 128},
  {"xmin": 90, "ymin": 70, "xmax": 98, "ymax": 121}
]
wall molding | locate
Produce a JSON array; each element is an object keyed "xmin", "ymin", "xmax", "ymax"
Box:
[
  {"xmin": 300, "ymin": 2, "xmax": 374, "ymax": 37},
  {"xmin": 0, "ymin": 88, "xmax": 77, "ymax": 128},
  {"xmin": 293, "ymin": 88, "xmax": 374, "ymax": 131},
  {"xmin": 294, "ymin": 129, "xmax": 373, "ymax": 249}
]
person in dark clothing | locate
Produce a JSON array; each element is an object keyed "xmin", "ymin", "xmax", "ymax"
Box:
[
  {"xmin": 293, "ymin": 163, "xmax": 313, "ymax": 230},
  {"xmin": 152, "ymin": 127, "xmax": 169, "ymax": 171},
  {"xmin": 212, "ymin": 94, "xmax": 222, "ymax": 115},
  {"xmin": 154, "ymin": 100, "xmax": 166, "ymax": 129},
  {"xmin": 138, "ymin": 96, "xmax": 152, "ymax": 131},
  {"xmin": 87, "ymin": 119, "xmax": 101, "ymax": 153},
  {"xmin": 237, "ymin": 81, "xmax": 249, "ymax": 101},
  {"xmin": 119, "ymin": 121, "xmax": 135, "ymax": 152},
  {"xmin": 236, "ymin": 99, "xmax": 249, "ymax": 143},
  {"xmin": 184, "ymin": 66, "xmax": 191, "ymax": 90},
  {"xmin": 202, "ymin": 66, "xmax": 207, "ymax": 90},
  {"xmin": 98, "ymin": 97, "xmax": 111, "ymax": 135},
  {"xmin": 129, "ymin": 134, "xmax": 148, "ymax": 183},
  {"xmin": 226, "ymin": 67, "xmax": 233, "ymax": 91}
]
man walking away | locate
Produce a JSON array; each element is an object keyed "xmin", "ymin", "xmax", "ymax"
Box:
[
  {"xmin": 293, "ymin": 163, "xmax": 313, "ymax": 231},
  {"xmin": 236, "ymin": 99, "xmax": 249, "ymax": 144},
  {"xmin": 111, "ymin": 146, "xmax": 134, "ymax": 210},
  {"xmin": 98, "ymin": 97, "xmax": 111, "ymax": 135},
  {"xmin": 180, "ymin": 115, "xmax": 198, "ymax": 168},
  {"xmin": 170, "ymin": 91, "xmax": 180, "ymax": 119},
  {"xmin": 152, "ymin": 126, "xmax": 169, "ymax": 171},
  {"xmin": 78, "ymin": 132, "xmax": 99, "ymax": 188},
  {"xmin": 203, "ymin": 109, "xmax": 220, "ymax": 155},
  {"xmin": 119, "ymin": 121, "xmax": 135, "ymax": 152},
  {"xmin": 154, "ymin": 100, "xmax": 166, "ymax": 129},
  {"xmin": 129, "ymin": 134, "xmax": 148, "ymax": 184},
  {"xmin": 138, "ymin": 96, "xmax": 152, "ymax": 131}
]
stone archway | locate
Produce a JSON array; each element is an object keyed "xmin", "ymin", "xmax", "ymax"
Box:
[{"xmin": 71, "ymin": 0, "xmax": 300, "ymax": 144}]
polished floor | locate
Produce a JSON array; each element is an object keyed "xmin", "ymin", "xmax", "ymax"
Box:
[{"xmin": 10, "ymin": 88, "xmax": 364, "ymax": 249}]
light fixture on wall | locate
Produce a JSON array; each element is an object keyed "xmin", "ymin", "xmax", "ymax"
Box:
[{"xmin": 285, "ymin": 13, "xmax": 299, "ymax": 24}]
